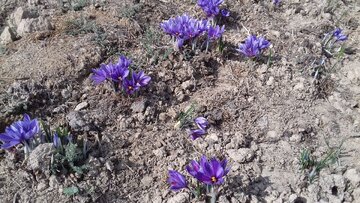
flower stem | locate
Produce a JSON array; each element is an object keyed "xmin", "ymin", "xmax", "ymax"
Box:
[
  {"xmin": 206, "ymin": 40, "xmax": 210, "ymax": 53},
  {"xmin": 23, "ymin": 141, "xmax": 31, "ymax": 158},
  {"xmin": 210, "ymin": 186, "xmax": 217, "ymax": 203}
]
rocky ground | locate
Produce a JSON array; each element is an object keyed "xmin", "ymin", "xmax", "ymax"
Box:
[{"xmin": 0, "ymin": 0, "xmax": 360, "ymax": 202}]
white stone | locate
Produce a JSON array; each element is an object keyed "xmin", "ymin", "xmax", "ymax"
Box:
[
  {"xmin": 353, "ymin": 188, "xmax": 360, "ymax": 201},
  {"xmin": 344, "ymin": 168, "xmax": 360, "ymax": 187},
  {"xmin": 293, "ymin": 82, "xmax": 304, "ymax": 90},
  {"xmin": 49, "ymin": 175, "xmax": 60, "ymax": 188},
  {"xmin": 8, "ymin": 7, "xmax": 37, "ymax": 28},
  {"xmin": 289, "ymin": 134, "xmax": 302, "ymax": 143},
  {"xmin": 167, "ymin": 192, "xmax": 189, "ymax": 203},
  {"xmin": 27, "ymin": 143, "xmax": 53, "ymax": 175},
  {"xmin": 227, "ymin": 148, "xmax": 254, "ymax": 163},
  {"xmin": 0, "ymin": 27, "xmax": 16, "ymax": 45},
  {"xmin": 267, "ymin": 130, "xmax": 280, "ymax": 141},
  {"xmin": 141, "ymin": 176, "xmax": 153, "ymax": 187},
  {"xmin": 207, "ymin": 133, "xmax": 219, "ymax": 142},
  {"xmin": 180, "ymin": 80, "xmax": 193, "ymax": 90},
  {"xmin": 266, "ymin": 76, "xmax": 274, "ymax": 86},
  {"xmin": 289, "ymin": 194, "xmax": 298, "ymax": 202},
  {"xmin": 16, "ymin": 17, "xmax": 53, "ymax": 37},
  {"xmin": 74, "ymin": 102, "xmax": 89, "ymax": 111}
]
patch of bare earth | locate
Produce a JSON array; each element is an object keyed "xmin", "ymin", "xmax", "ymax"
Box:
[{"xmin": 0, "ymin": 0, "xmax": 359, "ymax": 202}]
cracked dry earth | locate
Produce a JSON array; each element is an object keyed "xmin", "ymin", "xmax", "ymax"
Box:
[{"xmin": 0, "ymin": 0, "xmax": 360, "ymax": 202}]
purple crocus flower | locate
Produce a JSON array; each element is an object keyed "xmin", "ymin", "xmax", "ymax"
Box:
[
  {"xmin": 122, "ymin": 74, "xmax": 139, "ymax": 95},
  {"xmin": 91, "ymin": 63, "xmax": 112, "ymax": 85},
  {"xmin": 194, "ymin": 117, "xmax": 209, "ymax": 130},
  {"xmin": 91, "ymin": 55, "xmax": 131, "ymax": 85},
  {"xmin": 333, "ymin": 28, "xmax": 347, "ymax": 42},
  {"xmin": 133, "ymin": 71, "xmax": 151, "ymax": 87},
  {"xmin": 273, "ymin": 0, "xmax": 280, "ymax": 6},
  {"xmin": 208, "ymin": 25, "xmax": 225, "ymax": 41},
  {"xmin": 0, "ymin": 114, "xmax": 39, "ymax": 149},
  {"xmin": 188, "ymin": 156, "xmax": 230, "ymax": 185},
  {"xmin": 53, "ymin": 133, "xmax": 62, "ymax": 149},
  {"xmin": 189, "ymin": 128, "xmax": 207, "ymax": 140},
  {"xmin": 111, "ymin": 65, "xmax": 130, "ymax": 83},
  {"xmin": 117, "ymin": 55, "xmax": 132, "ymax": 69},
  {"xmin": 186, "ymin": 156, "xmax": 206, "ymax": 177},
  {"xmin": 161, "ymin": 14, "xmax": 209, "ymax": 49},
  {"xmin": 236, "ymin": 35, "xmax": 271, "ymax": 58},
  {"xmin": 188, "ymin": 117, "xmax": 209, "ymax": 140},
  {"xmin": 198, "ymin": 0, "xmax": 224, "ymax": 18},
  {"xmin": 221, "ymin": 9, "xmax": 230, "ymax": 17},
  {"xmin": 258, "ymin": 37, "xmax": 271, "ymax": 49},
  {"xmin": 168, "ymin": 170, "xmax": 188, "ymax": 191}
]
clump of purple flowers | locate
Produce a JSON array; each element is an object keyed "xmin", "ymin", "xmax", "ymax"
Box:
[
  {"xmin": 198, "ymin": 0, "xmax": 224, "ymax": 18},
  {"xmin": 236, "ymin": 35, "xmax": 271, "ymax": 58},
  {"xmin": 332, "ymin": 28, "xmax": 348, "ymax": 42},
  {"xmin": 312, "ymin": 28, "xmax": 348, "ymax": 81},
  {"xmin": 161, "ymin": 14, "xmax": 226, "ymax": 51},
  {"xmin": 91, "ymin": 56, "xmax": 151, "ymax": 94},
  {"xmin": 208, "ymin": 25, "xmax": 225, "ymax": 41},
  {"xmin": 161, "ymin": 14, "xmax": 209, "ymax": 49},
  {"xmin": 168, "ymin": 155, "xmax": 230, "ymax": 202},
  {"xmin": 321, "ymin": 28, "xmax": 348, "ymax": 58},
  {"xmin": 273, "ymin": 0, "xmax": 280, "ymax": 6},
  {"xmin": 189, "ymin": 117, "xmax": 210, "ymax": 140},
  {"xmin": 0, "ymin": 114, "xmax": 39, "ymax": 155}
]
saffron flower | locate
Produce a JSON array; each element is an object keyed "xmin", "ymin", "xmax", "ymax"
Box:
[
  {"xmin": 332, "ymin": 28, "xmax": 347, "ymax": 42},
  {"xmin": 189, "ymin": 129, "xmax": 207, "ymax": 140},
  {"xmin": 91, "ymin": 55, "xmax": 130, "ymax": 85},
  {"xmin": 0, "ymin": 114, "xmax": 39, "ymax": 150},
  {"xmin": 198, "ymin": 0, "xmax": 224, "ymax": 18},
  {"xmin": 53, "ymin": 133, "xmax": 62, "ymax": 149},
  {"xmin": 221, "ymin": 9, "xmax": 230, "ymax": 17},
  {"xmin": 186, "ymin": 156, "xmax": 206, "ymax": 177},
  {"xmin": 273, "ymin": 0, "xmax": 280, "ymax": 6},
  {"xmin": 187, "ymin": 155, "xmax": 230, "ymax": 185},
  {"xmin": 236, "ymin": 35, "xmax": 271, "ymax": 58},
  {"xmin": 208, "ymin": 25, "xmax": 225, "ymax": 41},
  {"xmin": 161, "ymin": 14, "xmax": 209, "ymax": 48},
  {"xmin": 189, "ymin": 117, "xmax": 209, "ymax": 140},
  {"xmin": 168, "ymin": 170, "xmax": 188, "ymax": 191},
  {"xmin": 122, "ymin": 71, "xmax": 151, "ymax": 94},
  {"xmin": 123, "ymin": 75, "xmax": 139, "ymax": 95},
  {"xmin": 133, "ymin": 71, "xmax": 151, "ymax": 87},
  {"xmin": 92, "ymin": 56, "xmax": 151, "ymax": 94},
  {"xmin": 194, "ymin": 117, "xmax": 209, "ymax": 130},
  {"xmin": 91, "ymin": 63, "xmax": 112, "ymax": 85}
]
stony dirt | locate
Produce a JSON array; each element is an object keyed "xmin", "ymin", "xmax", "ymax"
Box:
[{"xmin": 0, "ymin": 0, "xmax": 360, "ymax": 202}]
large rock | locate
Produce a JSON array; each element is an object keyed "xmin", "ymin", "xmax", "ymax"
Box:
[
  {"xmin": 227, "ymin": 148, "xmax": 255, "ymax": 163},
  {"xmin": 8, "ymin": 7, "xmax": 38, "ymax": 28},
  {"xmin": 167, "ymin": 192, "xmax": 189, "ymax": 203},
  {"xmin": 0, "ymin": 26, "xmax": 16, "ymax": 45},
  {"xmin": 27, "ymin": 143, "xmax": 53, "ymax": 176},
  {"xmin": 16, "ymin": 16, "xmax": 53, "ymax": 37},
  {"xmin": 66, "ymin": 111, "xmax": 90, "ymax": 131},
  {"xmin": 344, "ymin": 168, "xmax": 360, "ymax": 188}
]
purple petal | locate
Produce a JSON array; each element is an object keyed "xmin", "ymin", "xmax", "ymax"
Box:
[
  {"xmin": 1, "ymin": 140, "xmax": 21, "ymax": 149},
  {"xmin": 211, "ymin": 158, "xmax": 224, "ymax": 178},
  {"xmin": 168, "ymin": 170, "xmax": 187, "ymax": 191},
  {"xmin": 189, "ymin": 129, "xmax": 207, "ymax": 140},
  {"xmin": 0, "ymin": 133, "xmax": 17, "ymax": 142},
  {"xmin": 194, "ymin": 117, "xmax": 209, "ymax": 130}
]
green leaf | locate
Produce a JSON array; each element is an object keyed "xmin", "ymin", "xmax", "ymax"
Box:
[{"xmin": 63, "ymin": 186, "xmax": 79, "ymax": 196}]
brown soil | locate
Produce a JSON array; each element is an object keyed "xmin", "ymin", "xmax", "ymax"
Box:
[{"xmin": 0, "ymin": 0, "xmax": 360, "ymax": 202}]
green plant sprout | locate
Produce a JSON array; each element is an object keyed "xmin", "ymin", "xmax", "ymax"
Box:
[
  {"xmin": 174, "ymin": 103, "xmax": 197, "ymax": 129},
  {"xmin": 299, "ymin": 137, "xmax": 346, "ymax": 183}
]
